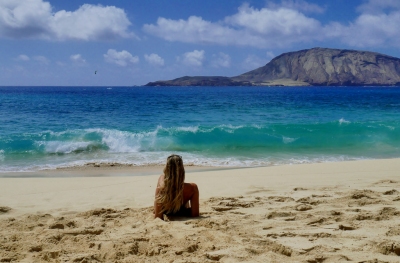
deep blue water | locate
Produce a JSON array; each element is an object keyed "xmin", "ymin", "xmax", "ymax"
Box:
[{"xmin": 1, "ymin": 86, "xmax": 400, "ymax": 172}]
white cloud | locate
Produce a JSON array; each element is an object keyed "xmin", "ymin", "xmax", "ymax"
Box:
[
  {"xmin": 16, "ymin": 54, "xmax": 30, "ymax": 61},
  {"xmin": 242, "ymin": 55, "xmax": 267, "ymax": 70},
  {"xmin": 143, "ymin": 4, "xmax": 323, "ymax": 48},
  {"xmin": 266, "ymin": 51, "xmax": 275, "ymax": 59},
  {"xmin": 267, "ymin": 0, "xmax": 325, "ymax": 14},
  {"xmin": 211, "ymin": 52, "xmax": 231, "ymax": 68},
  {"xmin": 178, "ymin": 50, "xmax": 205, "ymax": 67},
  {"xmin": 144, "ymin": 2, "xmax": 400, "ymax": 49},
  {"xmin": 0, "ymin": 0, "xmax": 133, "ymax": 40},
  {"xmin": 225, "ymin": 4, "xmax": 321, "ymax": 38},
  {"xmin": 357, "ymin": 0, "xmax": 400, "ymax": 14},
  {"xmin": 144, "ymin": 53, "xmax": 164, "ymax": 66},
  {"xmin": 144, "ymin": 16, "xmax": 253, "ymax": 46},
  {"xmin": 104, "ymin": 49, "xmax": 139, "ymax": 67},
  {"xmin": 33, "ymin": 55, "xmax": 49, "ymax": 64},
  {"xmin": 70, "ymin": 54, "xmax": 86, "ymax": 63},
  {"xmin": 325, "ymin": 2, "xmax": 400, "ymax": 48}
]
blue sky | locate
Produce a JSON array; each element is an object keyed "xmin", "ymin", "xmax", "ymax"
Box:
[{"xmin": 1, "ymin": 0, "xmax": 400, "ymax": 86}]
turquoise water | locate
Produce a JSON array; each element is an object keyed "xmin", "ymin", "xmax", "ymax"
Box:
[{"xmin": 1, "ymin": 86, "xmax": 400, "ymax": 172}]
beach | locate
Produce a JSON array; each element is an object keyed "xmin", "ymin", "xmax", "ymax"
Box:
[{"xmin": 1, "ymin": 159, "xmax": 400, "ymax": 262}]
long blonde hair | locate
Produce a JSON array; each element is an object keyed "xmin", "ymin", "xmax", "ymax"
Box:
[{"xmin": 156, "ymin": 154, "xmax": 185, "ymax": 214}]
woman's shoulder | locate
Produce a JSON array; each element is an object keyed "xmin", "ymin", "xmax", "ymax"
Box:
[
  {"xmin": 184, "ymin": 182, "xmax": 199, "ymax": 193},
  {"xmin": 157, "ymin": 174, "xmax": 165, "ymax": 188}
]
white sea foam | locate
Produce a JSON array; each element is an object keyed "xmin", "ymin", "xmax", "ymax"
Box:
[
  {"xmin": 218, "ymin": 124, "xmax": 244, "ymax": 133},
  {"xmin": 172, "ymin": 126, "xmax": 199, "ymax": 133},
  {"xmin": 282, "ymin": 136, "xmax": 297, "ymax": 144},
  {"xmin": 0, "ymin": 152, "xmax": 372, "ymax": 173},
  {"xmin": 251, "ymin": 124, "xmax": 263, "ymax": 129},
  {"xmin": 84, "ymin": 128, "xmax": 161, "ymax": 153},
  {"xmin": 0, "ymin": 150, "xmax": 4, "ymax": 162},
  {"xmin": 379, "ymin": 124, "xmax": 395, "ymax": 130},
  {"xmin": 99, "ymin": 130, "xmax": 142, "ymax": 153},
  {"xmin": 39, "ymin": 141, "xmax": 92, "ymax": 154},
  {"xmin": 199, "ymin": 124, "xmax": 245, "ymax": 134},
  {"xmin": 339, "ymin": 118, "xmax": 350, "ymax": 125},
  {"xmin": 154, "ymin": 124, "xmax": 248, "ymax": 135}
]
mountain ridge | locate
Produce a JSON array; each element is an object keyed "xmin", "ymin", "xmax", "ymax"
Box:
[{"xmin": 145, "ymin": 47, "xmax": 400, "ymax": 86}]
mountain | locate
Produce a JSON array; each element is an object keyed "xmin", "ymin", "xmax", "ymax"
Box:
[{"xmin": 145, "ymin": 48, "xmax": 400, "ymax": 86}]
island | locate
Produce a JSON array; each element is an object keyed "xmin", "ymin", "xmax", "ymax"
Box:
[{"xmin": 145, "ymin": 47, "xmax": 400, "ymax": 86}]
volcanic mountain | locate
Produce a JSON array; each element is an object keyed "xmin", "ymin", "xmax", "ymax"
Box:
[{"xmin": 145, "ymin": 47, "xmax": 400, "ymax": 86}]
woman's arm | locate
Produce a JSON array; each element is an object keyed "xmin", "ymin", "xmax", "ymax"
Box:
[
  {"xmin": 154, "ymin": 175, "xmax": 164, "ymax": 219},
  {"xmin": 184, "ymin": 183, "xmax": 199, "ymax": 217},
  {"xmin": 154, "ymin": 187, "xmax": 163, "ymax": 219}
]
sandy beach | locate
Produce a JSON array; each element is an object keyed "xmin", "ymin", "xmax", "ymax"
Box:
[{"xmin": 1, "ymin": 159, "xmax": 400, "ymax": 262}]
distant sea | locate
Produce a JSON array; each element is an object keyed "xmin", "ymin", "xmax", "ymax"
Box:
[{"xmin": 1, "ymin": 86, "xmax": 400, "ymax": 173}]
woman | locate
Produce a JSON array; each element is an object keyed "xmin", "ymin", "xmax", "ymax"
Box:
[{"xmin": 154, "ymin": 154, "xmax": 199, "ymax": 220}]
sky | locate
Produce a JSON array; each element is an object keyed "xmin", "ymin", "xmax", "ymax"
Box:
[{"xmin": 1, "ymin": 0, "xmax": 400, "ymax": 86}]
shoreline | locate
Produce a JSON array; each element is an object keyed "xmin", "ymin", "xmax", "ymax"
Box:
[
  {"xmin": 1, "ymin": 158, "xmax": 400, "ymax": 262},
  {"xmin": 0, "ymin": 164, "xmax": 240, "ymax": 178},
  {"xmin": 0, "ymin": 156, "xmax": 393, "ymax": 178}
]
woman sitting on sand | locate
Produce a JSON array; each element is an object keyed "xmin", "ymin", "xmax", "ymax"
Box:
[{"xmin": 154, "ymin": 154, "xmax": 199, "ymax": 220}]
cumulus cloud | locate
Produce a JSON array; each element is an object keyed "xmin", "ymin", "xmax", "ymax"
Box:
[
  {"xmin": 0, "ymin": 0, "xmax": 133, "ymax": 40},
  {"xmin": 16, "ymin": 54, "xmax": 30, "ymax": 61},
  {"xmin": 266, "ymin": 51, "xmax": 275, "ymax": 59},
  {"xmin": 211, "ymin": 52, "xmax": 231, "ymax": 68},
  {"xmin": 267, "ymin": 0, "xmax": 325, "ymax": 14},
  {"xmin": 144, "ymin": 16, "xmax": 254, "ymax": 46},
  {"xmin": 178, "ymin": 50, "xmax": 205, "ymax": 67},
  {"xmin": 104, "ymin": 49, "xmax": 139, "ymax": 67},
  {"xmin": 325, "ymin": 1, "xmax": 400, "ymax": 48},
  {"xmin": 143, "ymin": 3, "xmax": 323, "ymax": 48},
  {"xmin": 70, "ymin": 54, "xmax": 86, "ymax": 63},
  {"xmin": 33, "ymin": 55, "xmax": 49, "ymax": 64},
  {"xmin": 225, "ymin": 4, "xmax": 321, "ymax": 39},
  {"xmin": 144, "ymin": 53, "xmax": 164, "ymax": 66},
  {"xmin": 356, "ymin": 0, "xmax": 400, "ymax": 14},
  {"xmin": 242, "ymin": 55, "xmax": 268, "ymax": 70},
  {"xmin": 144, "ymin": 1, "xmax": 400, "ymax": 49}
]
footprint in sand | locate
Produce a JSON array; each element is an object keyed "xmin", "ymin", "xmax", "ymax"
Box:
[
  {"xmin": 0, "ymin": 206, "xmax": 11, "ymax": 214},
  {"xmin": 296, "ymin": 197, "xmax": 321, "ymax": 205},
  {"xmin": 377, "ymin": 241, "xmax": 400, "ymax": 256},
  {"xmin": 373, "ymin": 179, "xmax": 398, "ymax": 185},
  {"xmin": 296, "ymin": 204, "xmax": 313, "ymax": 211},
  {"xmin": 383, "ymin": 189, "xmax": 399, "ymax": 195},
  {"xmin": 268, "ymin": 196, "xmax": 295, "ymax": 202},
  {"xmin": 293, "ymin": 187, "xmax": 308, "ymax": 191},
  {"xmin": 246, "ymin": 186, "xmax": 270, "ymax": 195},
  {"xmin": 339, "ymin": 224, "xmax": 356, "ymax": 231}
]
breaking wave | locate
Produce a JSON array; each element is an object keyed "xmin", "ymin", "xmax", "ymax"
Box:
[{"xmin": 1, "ymin": 120, "xmax": 399, "ymax": 172}]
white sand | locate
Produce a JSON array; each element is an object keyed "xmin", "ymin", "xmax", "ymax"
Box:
[{"xmin": 1, "ymin": 159, "xmax": 400, "ymax": 262}]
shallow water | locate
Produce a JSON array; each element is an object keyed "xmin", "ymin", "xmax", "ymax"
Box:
[{"xmin": 1, "ymin": 86, "xmax": 400, "ymax": 172}]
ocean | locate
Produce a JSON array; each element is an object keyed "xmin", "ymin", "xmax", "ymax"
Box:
[{"xmin": 1, "ymin": 86, "xmax": 399, "ymax": 173}]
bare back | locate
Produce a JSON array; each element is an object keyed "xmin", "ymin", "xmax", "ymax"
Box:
[{"xmin": 154, "ymin": 174, "xmax": 199, "ymax": 219}]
